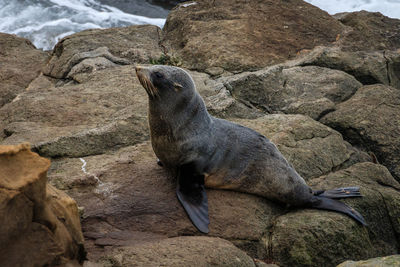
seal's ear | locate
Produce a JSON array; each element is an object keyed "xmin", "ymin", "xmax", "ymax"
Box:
[{"xmin": 173, "ymin": 82, "xmax": 183, "ymax": 92}]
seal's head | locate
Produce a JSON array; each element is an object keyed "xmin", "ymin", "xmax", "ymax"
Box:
[{"xmin": 135, "ymin": 65, "xmax": 196, "ymax": 101}]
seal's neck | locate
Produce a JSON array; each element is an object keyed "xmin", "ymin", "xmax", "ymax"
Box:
[{"xmin": 148, "ymin": 92, "xmax": 212, "ymax": 139}]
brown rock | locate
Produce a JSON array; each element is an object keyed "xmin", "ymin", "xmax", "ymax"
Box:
[
  {"xmin": 0, "ymin": 66, "xmax": 149, "ymax": 157},
  {"xmin": 43, "ymin": 25, "xmax": 163, "ymax": 79},
  {"xmin": 338, "ymin": 255, "xmax": 400, "ymax": 267},
  {"xmin": 162, "ymin": 0, "xmax": 343, "ymax": 72},
  {"xmin": 0, "ymin": 144, "xmax": 84, "ymax": 266},
  {"xmin": 105, "ymin": 236, "xmax": 256, "ymax": 267},
  {"xmin": 0, "ymin": 33, "xmax": 49, "ymax": 108},
  {"xmin": 297, "ymin": 46, "xmax": 400, "ymax": 89},
  {"xmin": 338, "ymin": 11, "xmax": 400, "ymax": 52},
  {"xmin": 321, "ymin": 84, "xmax": 400, "ymax": 181},
  {"xmin": 48, "ymin": 142, "xmax": 281, "ymax": 260}
]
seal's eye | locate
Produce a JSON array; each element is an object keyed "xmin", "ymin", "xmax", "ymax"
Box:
[{"xmin": 154, "ymin": 72, "xmax": 163, "ymax": 79}]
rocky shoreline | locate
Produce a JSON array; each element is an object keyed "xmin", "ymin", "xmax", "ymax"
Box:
[{"xmin": 1, "ymin": 0, "xmax": 400, "ymax": 266}]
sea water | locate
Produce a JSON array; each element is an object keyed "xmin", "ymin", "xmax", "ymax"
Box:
[{"xmin": 0, "ymin": 0, "xmax": 166, "ymax": 50}]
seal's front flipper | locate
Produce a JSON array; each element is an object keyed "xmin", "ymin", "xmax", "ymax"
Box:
[
  {"xmin": 314, "ymin": 187, "xmax": 362, "ymax": 199},
  {"xmin": 176, "ymin": 162, "xmax": 209, "ymax": 234},
  {"xmin": 311, "ymin": 196, "xmax": 367, "ymax": 226}
]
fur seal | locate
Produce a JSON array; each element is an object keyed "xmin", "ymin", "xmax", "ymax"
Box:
[{"xmin": 135, "ymin": 65, "xmax": 366, "ymax": 233}]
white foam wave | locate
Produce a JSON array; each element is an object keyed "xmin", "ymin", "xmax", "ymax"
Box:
[
  {"xmin": 305, "ymin": 0, "xmax": 400, "ymax": 19},
  {"xmin": 0, "ymin": 0, "xmax": 165, "ymax": 50}
]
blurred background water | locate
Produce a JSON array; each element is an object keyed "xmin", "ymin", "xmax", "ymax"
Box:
[{"xmin": 0, "ymin": 0, "xmax": 399, "ymax": 51}]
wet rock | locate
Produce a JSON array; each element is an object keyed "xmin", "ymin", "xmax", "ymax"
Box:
[
  {"xmin": 269, "ymin": 163, "xmax": 400, "ymax": 267},
  {"xmin": 0, "ymin": 143, "xmax": 84, "ymax": 266},
  {"xmin": 162, "ymin": 0, "xmax": 343, "ymax": 72},
  {"xmin": 222, "ymin": 65, "xmax": 362, "ymax": 119},
  {"xmin": 321, "ymin": 84, "xmax": 400, "ymax": 181},
  {"xmin": 0, "ymin": 33, "xmax": 49, "ymax": 108}
]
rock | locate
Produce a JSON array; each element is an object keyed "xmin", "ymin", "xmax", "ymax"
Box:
[
  {"xmin": 47, "ymin": 114, "xmax": 370, "ymax": 262},
  {"xmin": 269, "ymin": 162, "xmax": 400, "ymax": 267},
  {"xmin": 0, "ymin": 33, "xmax": 49, "ymax": 108},
  {"xmin": 162, "ymin": 0, "xmax": 343, "ymax": 72},
  {"xmin": 338, "ymin": 255, "xmax": 400, "ymax": 267},
  {"xmin": 48, "ymin": 142, "xmax": 282, "ymax": 260},
  {"xmin": 103, "ymin": 236, "xmax": 256, "ymax": 267},
  {"xmin": 338, "ymin": 11, "xmax": 400, "ymax": 52},
  {"xmin": 234, "ymin": 114, "xmax": 370, "ymax": 180},
  {"xmin": 0, "ymin": 143, "xmax": 84, "ymax": 266},
  {"xmin": 0, "ymin": 66, "xmax": 149, "ymax": 157},
  {"xmin": 222, "ymin": 65, "xmax": 362, "ymax": 119},
  {"xmin": 43, "ymin": 25, "xmax": 163, "ymax": 79},
  {"xmin": 298, "ymin": 46, "xmax": 400, "ymax": 89},
  {"xmin": 321, "ymin": 84, "xmax": 400, "ymax": 181}
]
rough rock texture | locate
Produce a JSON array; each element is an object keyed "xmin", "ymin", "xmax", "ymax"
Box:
[
  {"xmin": 0, "ymin": 144, "xmax": 84, "ymax": 266},
  {"xmin": 298, "ymin": 47, "xmax": 400, "ymax": 89},
  {"xmin": 0, "ymin": 67, "xmax": 149, "ymax": 157},
  {"xmin": 222, "ymin": 65, "xmax": 362, "ymax": 119},
  {"xmin": 47, "ymin": 114, "xmax": 372, "ymax": 264},
  {"xmin": 338, "ymin": 11, "xmax": 400, "ymax": 52},
  {"xmin": 234, "ymin": 115, "xmax": 370, "ymax": 180},
  {"xmin": 269, "ymin": 162, "xmax": 400, "ymax": 267},
  {"xmin": 321, "ymin": 84, "xmax": 400, "ymax": 181},
  {"xmin": 48, "ymin": 142, "xmax": 281, "ymax": 261},
  {"xmin": 2, "ymin": 2, "xmax": 400, "ymax": 266},
  {"xmin": 162, "ymin": 0, "xmax": 343, "ymax": 72},
  {"xmin": 43, "ymin": 25, "xmax": 163, "ymax": 79},
  {"xmin": 0, "ymin": 33, "xmax": 49, "ymax": 108},
  {"xmin": 338, "ymin": 255, "xmax": 400, "ymax": 267},
  {"xmin": 103, "ymin": 236, "xmax": 257, "ymax": 267}
]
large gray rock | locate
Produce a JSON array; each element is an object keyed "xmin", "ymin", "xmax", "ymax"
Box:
[
  {"xmin": 0, "ymin": 33, "xmax": 49, "ymax": 108},
  {"xmin": 321, "ymin": 84, "xmax": 400, "ymax": 181},
  {"xmin": 222, "ymin": 65, "xmax": 362, "ymax": 119},
  {"xmin": 162, "ymin": 0, "xmax": 343, "ymax": 72}
]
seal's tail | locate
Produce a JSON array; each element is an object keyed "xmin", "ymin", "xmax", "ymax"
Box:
[
  {"xmin": 313, "ymin": 187, "xmax": 361, "ymax": 199},
  {"xmin": 310, "ymin": 195, "xmax": 367, "ymax": 226}
]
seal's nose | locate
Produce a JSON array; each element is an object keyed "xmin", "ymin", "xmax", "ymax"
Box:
[{"xmin": 135, "ymin": 66, "xmax": 141, "ymax": 73}]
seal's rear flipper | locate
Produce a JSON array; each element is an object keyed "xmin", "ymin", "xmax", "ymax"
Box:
[
  {"xmin": 314, "ymin": 187, "xmax": 362, "ymax": 199},
  {"xmin": 311, "ymin": 196, "xmax": 367, "ymax": 226},
  {"xmin": 176, "ymin": 163, "xmax": 209, "ymax": 234}
]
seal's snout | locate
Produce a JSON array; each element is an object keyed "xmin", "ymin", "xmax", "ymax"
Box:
[{"xmin": 135, "ymin": 66, "xmax": 158, "ymax": 98}]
